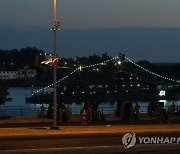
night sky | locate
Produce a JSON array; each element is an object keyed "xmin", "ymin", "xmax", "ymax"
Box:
[{"xmin": 1, "ymin": 0, "xmax": 180, "ymax": 62}]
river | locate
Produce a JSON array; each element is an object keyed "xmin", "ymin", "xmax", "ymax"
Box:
[{"xmin": 0, "ymin": 87, "xmax": 180, "ymax": 116}]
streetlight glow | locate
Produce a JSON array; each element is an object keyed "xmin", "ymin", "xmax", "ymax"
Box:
[{"xmin": 117, "ymin": 60, "xmax": 122, "ymax": 65}]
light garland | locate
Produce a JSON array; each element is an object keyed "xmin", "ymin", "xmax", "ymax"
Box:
[
  {"xmin": 32, "ymin": 56, "xmax": 119, "ymax": 95},
  {"xmin": 125, "ymin": 56, "xmax": 180, "ymax": 83},
  {"xmin": 32, "ymin": 55, "xmax": 179, "ymax": 95}
]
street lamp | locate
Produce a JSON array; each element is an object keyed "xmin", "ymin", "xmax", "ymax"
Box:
[{"xmin": 51, "ymin": 0, "xmax": 60, "ymax": 130}]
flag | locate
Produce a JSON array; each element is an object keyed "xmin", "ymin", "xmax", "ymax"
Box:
[
  {"xmin": 41, "ymin": 57, "xmax": 59, "ymax": 66},
  {"xmin": 52, "ymin": 58, "xmax": 59, "ymax": 66},
  {"xmin": 41, "ymin": 58, "xmax": 53, "ymax": 65}
]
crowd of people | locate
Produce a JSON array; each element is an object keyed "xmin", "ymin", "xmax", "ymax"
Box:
[
  {"xmin": 151, "ymin": 102, "xmax": 176, "ymax": 124},
  {"xmin": 116, "ymin": 102, "xmax": 141, "ymax": 121},
  {"xmin": 43, "ymin": 102, "xmax": 103, "ymax": 125},
  {"xmin": 116, "ymin": 101, "xmax": 177, "ymax": 124},
  {"xmin": 40, "ymin": 101, "xmax": 178, "ymax": 125},
  {"xmin": 45, "ymin": 103, "xmax": 72, "ymax": 123},
  {"xmin": 80, "ymin": 102, "xmax": 103, "ymax": 126},
  {"xmin": 58, "ymin": 106, "xmax": 72, "ymax": 123}
]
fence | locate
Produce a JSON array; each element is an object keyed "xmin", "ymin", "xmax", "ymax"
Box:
[
  {"xmin": 0, "ymin": 106, "xmax": 179, "ymax": 117},
  {"xmin": 0, "ymin": 108, "xmax": 40, "ymax": 117}
]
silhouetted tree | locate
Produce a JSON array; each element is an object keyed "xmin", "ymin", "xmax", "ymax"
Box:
[{"xmin": 0, "ymin": 83, "xmax": 9, "ymax": 105}]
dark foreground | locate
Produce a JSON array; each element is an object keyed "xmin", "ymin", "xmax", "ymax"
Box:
[
  {"xmin": 0, "ymin": 116, "xmax": 180, "ymax": 153},
  {"xmin": 0, "ymin": 135, "xmax": 180, "ymax": 154}
]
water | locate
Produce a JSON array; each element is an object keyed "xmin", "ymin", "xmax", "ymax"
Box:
[
  {"xmin": 1, "ymin": 87, "xmax": 180, "ymax": 116},
  {"xmin": 3, "ymin": 87, "xmax": 42, "ymax": 109}
]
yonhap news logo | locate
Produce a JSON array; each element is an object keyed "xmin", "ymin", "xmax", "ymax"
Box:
[
  {"xmin": 122, "ymin": 133, "xmax": 136, "ymax": 149},
  {"xmin": 122, "ymin": 132, "xmax": 180, "ymax": 149}
]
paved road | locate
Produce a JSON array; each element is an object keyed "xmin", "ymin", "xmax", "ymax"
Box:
[
  {"xmin": 0, "ymin": 116, "xmax": 180, "ymax": 153},
  {"xmin": 0, "ymin": 134, "xmax": 180, "ymax": 153}
]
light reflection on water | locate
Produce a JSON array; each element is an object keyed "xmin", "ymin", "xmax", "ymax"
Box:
[{"xmin": 1, "ymin": 87, "xmax": 180, "ymax": 115}]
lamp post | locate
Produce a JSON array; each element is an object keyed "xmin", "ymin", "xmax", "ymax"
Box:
[{"xmin": 51, "ymin": 0, "xmax": 60, "ymax": 129}]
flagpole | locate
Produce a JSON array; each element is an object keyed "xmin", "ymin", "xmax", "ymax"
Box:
[{"xmin": 51, "ymin": 0, "xmax": 59, "ymax": 129}]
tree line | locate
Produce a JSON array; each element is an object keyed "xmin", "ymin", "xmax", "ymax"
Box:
[
  {"xmin": 0, "ymin": 47, "xmax": 44, "ymax": 70},
  {"xmin": 0, "ymin": 46, "xmax": 179, "ymax": 84}
]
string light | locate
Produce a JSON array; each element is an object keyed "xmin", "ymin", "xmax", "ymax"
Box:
[
  {"xmin": 32, "ymin": 55, "xmax": 179, "ymax": 95},
  {"xmin": 125, "ymin": 56, "xmax": 180, "ymax": 83},
  {"xmin": 32, "ymin": 56, "xmax": 119, "ymax": 95}
]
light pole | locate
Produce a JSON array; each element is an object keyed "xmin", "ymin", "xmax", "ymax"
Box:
[{"xmin": 51, "ymin": 0, "xmax": 60, "ymax": 129}]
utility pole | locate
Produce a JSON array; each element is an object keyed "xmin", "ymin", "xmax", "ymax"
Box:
[{"xmin": 51, "ymin": 0, "xmax": 60, "ymax": 129}]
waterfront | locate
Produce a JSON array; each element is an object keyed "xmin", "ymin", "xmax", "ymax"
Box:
[{"xmin": 1, "ymin": 87, "xmax": 180, "ymax": 116}]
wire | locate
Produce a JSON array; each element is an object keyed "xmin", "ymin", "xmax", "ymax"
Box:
[
  {"xmin": 32, "ymin": 56, "xmax": 119, "ymax": 95},
  {"xmin": 125, "ymin": 56, "xmax": 180, "ymax": 83}
]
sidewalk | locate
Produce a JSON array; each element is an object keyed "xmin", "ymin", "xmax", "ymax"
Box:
[
  {"xmin": 0, "ymin": 114, "xmax": 180, "ymax": 140},
  {"xmin": 0, "ymin": 113, "xmax": 179, "ymax": 125},
  {"xmin": 0, "ymin": 124, "xmax": 180, "ymax": 139}
]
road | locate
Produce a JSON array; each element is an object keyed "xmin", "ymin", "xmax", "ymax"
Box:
[{"xmin": 0, "ymin": 134, "xmax": 180, "ymax": 153}]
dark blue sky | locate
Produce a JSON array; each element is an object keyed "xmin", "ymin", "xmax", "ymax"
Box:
[
  {"xmin": 1, "ymin": 0, "xmax": 180, "ymax": 62},
  {"xmin": 1, "ymin": 0, "xmax": 180, "ymax": 28}
]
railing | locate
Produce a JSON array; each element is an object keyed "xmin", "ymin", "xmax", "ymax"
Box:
[
  {"xmin": 0, "ymin": 108, "xmax": 40, "ymax": 117},
  {"xmin": 0, "ymin": 106, "xmax": 179, "ymax": 117}
]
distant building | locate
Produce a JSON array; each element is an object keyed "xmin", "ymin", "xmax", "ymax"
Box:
[{"xmin": 0, "ymin": 69, "xmax": 36, "ymax": 80}]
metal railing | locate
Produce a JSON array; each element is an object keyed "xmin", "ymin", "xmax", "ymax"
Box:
[
  {"xmin": 0, "ymin": 106, "xmax": 179, "ymax": 117},
  {"xmin": 0, "ymin": 108, "xmax": 40, "ymax": 117}
]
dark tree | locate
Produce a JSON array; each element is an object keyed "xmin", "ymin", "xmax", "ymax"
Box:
[{"xmin": 0, "ymin": 83, "xmax": 9, "ymax": 105}]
